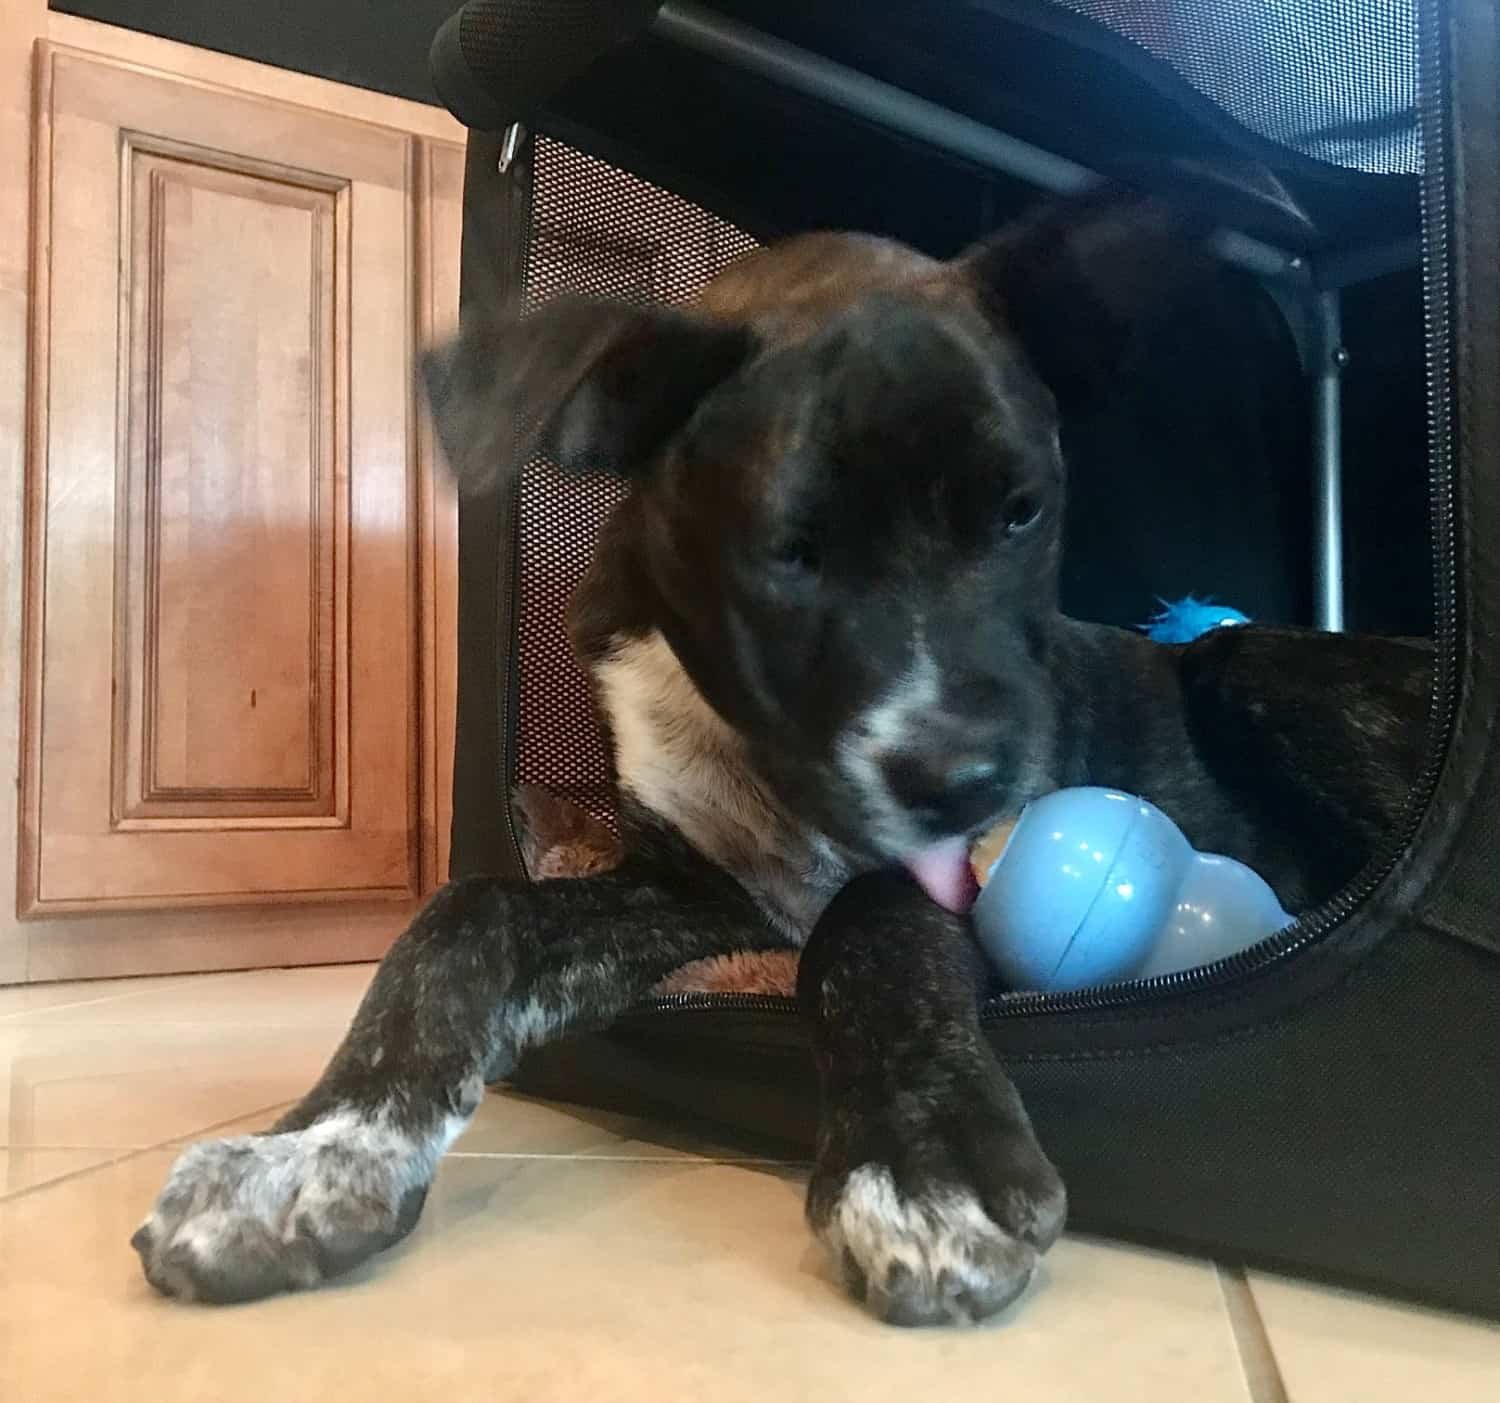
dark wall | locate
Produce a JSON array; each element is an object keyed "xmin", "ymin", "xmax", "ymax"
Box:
[{"xmin": 52, "ymin": 1, "xmax": 455, "ymax": 104}]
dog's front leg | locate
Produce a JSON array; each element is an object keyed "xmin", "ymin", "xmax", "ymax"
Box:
[
  {"xmin": 799, "ymin": 871, "xmax": 1066, "ymax": 1327},
  {"xmin": 131, "ymin": 867, "xmax": 777, "ymax": 1304}
]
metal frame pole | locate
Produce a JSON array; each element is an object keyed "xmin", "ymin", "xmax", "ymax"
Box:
[
  {"xmin": 1312, "ymin": 289, "xmax": 1347, "ymax": 632},
  {"xmin": 654, "ymin": 1, "xmax": 1296, "ymax": 280}
]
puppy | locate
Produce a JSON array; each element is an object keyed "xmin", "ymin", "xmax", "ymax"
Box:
[{"xmin": 131, "ymin": 188, "xmax": 1428, "ymax": 1324}]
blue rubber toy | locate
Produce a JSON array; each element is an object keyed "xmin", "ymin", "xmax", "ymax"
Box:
[
  {"xmin": 971, "ymin": 788, "xmax": 1293, "ymax": 992},
  {"xmin": 1142, "ymin": 595, "xmax": 1250, "ymax": 644}
]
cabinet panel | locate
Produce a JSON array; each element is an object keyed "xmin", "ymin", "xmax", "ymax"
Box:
[
  {"xmin": 21, "ymin": 45, "xmax": 420, "ymax": 912},
  {"xmin": 118, "ymin": 146, "xmax": 345, "ymax": 821}
]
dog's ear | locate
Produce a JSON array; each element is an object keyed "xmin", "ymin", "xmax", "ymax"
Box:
[
  {"xmin": 958, "ymin": 188, "xmax": 1215, "ymax": 414},
  {"xmin": 421, "ymin": 297, "xmax": 756, "ymax": 494}
]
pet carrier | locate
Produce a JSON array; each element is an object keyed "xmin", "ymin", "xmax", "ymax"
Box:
[{"xmin": 431, "ymin": 0, "xmax": 1499, "ymax": 1317}]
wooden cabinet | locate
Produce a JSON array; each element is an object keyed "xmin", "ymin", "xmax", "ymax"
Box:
[{"xmin": 3, "ymin": 28, "xmax": 464, "ymax": 978}]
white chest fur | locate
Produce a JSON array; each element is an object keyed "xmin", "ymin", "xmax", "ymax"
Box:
[{"xmin": 593, "ymin": 630, "xmax": 849, "ymax": 939}]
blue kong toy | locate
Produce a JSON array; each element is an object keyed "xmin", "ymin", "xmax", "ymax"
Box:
[
  {"xmin": 971, "ymin": 788, "xmax": 1293, "ymax": 993},
  {"xmin": 1142, "ymin": 595, "xmax": 1250, "ymax": 644}
]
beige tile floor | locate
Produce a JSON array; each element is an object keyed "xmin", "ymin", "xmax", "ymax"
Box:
[{"xmin": 0, "ymin": 964, "xmax": 1495, "ymax": 1402}]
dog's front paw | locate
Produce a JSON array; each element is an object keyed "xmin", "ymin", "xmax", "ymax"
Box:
[
  {"xmin": 807, "ymin": 1083, "xmax": 1066, "ymax": 1327},
  {"xmin": 815, "ymin": 1165, "xmax": 1041, "ymax": 1326},
  {"xmin": 131, "ymin": 1113, "xmax": 434, "ymax": 1304}
]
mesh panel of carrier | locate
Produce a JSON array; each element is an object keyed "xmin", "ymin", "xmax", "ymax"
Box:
[
  {"xmin": 1055, "ymin": 0, "xmax": 1418, "ymax": 173},
  {"xmin": 513, "ymin": 137, "xmax": 758, "ymax": 829}
]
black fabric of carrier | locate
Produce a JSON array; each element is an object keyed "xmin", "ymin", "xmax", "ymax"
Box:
[{"xmin": 434, "ymin": 0, "xmax": 1499, "ymax": 1319}]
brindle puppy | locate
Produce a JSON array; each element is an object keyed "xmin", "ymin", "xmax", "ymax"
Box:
[{"xmin": 132, "ymin": 188, "xmax": 1428, "ymax": 1325}]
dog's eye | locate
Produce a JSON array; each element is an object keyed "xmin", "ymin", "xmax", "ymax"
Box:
[
  {"xmin": 770, "ymin": 534, "xmax": 822, "ymax": 574},
  {"xmin": 1003, "ymin": 492, "xmax": 1043, "ymax": 537}
]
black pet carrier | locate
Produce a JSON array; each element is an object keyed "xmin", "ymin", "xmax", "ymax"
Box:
[{"xmin": 430, "ymin": 0, "xmax": 1499, "ymax": 1318}]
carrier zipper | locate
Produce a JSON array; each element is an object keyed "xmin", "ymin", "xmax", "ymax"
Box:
[
  {"xmin": 631, "ymin": 0, "xmax": 1459, "ymax": 1027},
  {"xmin": 641, "ymin": 992, "xmax": 802, "ymax": 1016}
]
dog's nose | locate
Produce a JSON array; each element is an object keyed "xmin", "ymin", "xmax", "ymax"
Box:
[{"xmin": 882, "ymin": 751, "xmax": 1001, "ymax": 828}]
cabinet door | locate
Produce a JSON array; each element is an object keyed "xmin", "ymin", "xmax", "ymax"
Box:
[{"xmin": 21, "ymin": 45, "xmax": 421, "ymax": 912}]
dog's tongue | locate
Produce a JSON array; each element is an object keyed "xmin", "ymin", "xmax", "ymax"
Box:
[{"xmin": 903, "ymin": 837, "xmax": 978, "ymax": 914}]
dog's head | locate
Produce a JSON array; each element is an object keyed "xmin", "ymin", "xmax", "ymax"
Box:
[{"xmin": 425, "ymin": 190, "xmax": 1210, "ymax": 907}]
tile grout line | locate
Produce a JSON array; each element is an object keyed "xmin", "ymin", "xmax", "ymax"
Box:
[
  {"xmin": 158, "ymin": 1100, "xmax": 297, "ymax": 1147},
  {"xmin": 0, "ymin": 1146, "xmax": 143, "ymax": 1202},
  {"xmin": 0, "ymin": 964, "xmax": 378, "ymax": 1027},
  {"xmin": 1217, "ymin": 1262, "xmax": 1291, "ymax": 1403},
  {"xmin": 0, "ymin": 1099, "xmax": 297, "ymax": 1203},
  {"xmin": 444, "ymin": 1152, "xmax": 809, "ymax": 1164},
  {"xmin": 2, "ymin": 1144, "xmax": 169, "ymax": 1151},
  {"xmin": 4, "ymin": 1107, "xmax": 804, "ymax": 1201},
  {"xmin": 3, "ymin": 1143, "xmax": 802, "ymax": 1165},
  {"xmin": 0, "ymin": 1020, "xmax": 363, "ymax": 1029},
  {"xmin": 0, "ymin": 970, "xmax": 252, "ymax": 1025}
]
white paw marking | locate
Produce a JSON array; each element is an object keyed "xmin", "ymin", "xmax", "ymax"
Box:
[
  {"xmin": 822, "ymin": 1165, "xmax": 1035, "ymax": 1325},
  {"xmin": 135, "ymin": 1101, "xmax": 471, "ymax": 1300}
]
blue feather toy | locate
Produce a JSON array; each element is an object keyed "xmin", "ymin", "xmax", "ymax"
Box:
[{"xmin": 1142, "ymin": 595, "xmax": 1250, "ymax": 644}]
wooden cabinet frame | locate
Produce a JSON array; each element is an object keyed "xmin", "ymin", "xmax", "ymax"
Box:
[{"xmin": 1, "ymin": 16, "xmax": 464, "ymax": 981}]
